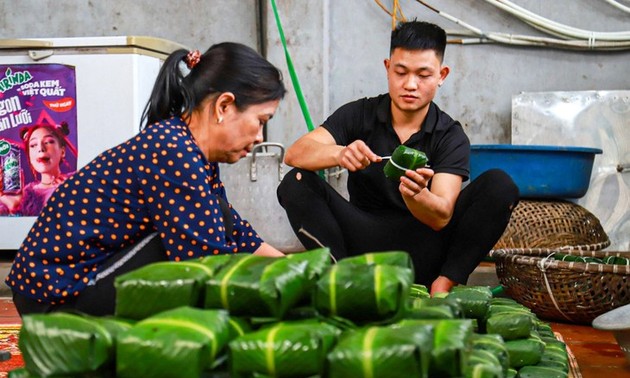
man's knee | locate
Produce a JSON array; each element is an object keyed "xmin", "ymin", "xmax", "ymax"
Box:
[
  {"xmin": 277, "ymin": 168, "xmax": 319, "ymax": 204},
  {"xmin": 477, "ymin": 169, "xmax": 519, "ymax": 198}
]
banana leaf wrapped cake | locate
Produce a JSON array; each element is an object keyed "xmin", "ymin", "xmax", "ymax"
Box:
[
  {"xmin": 394, "ymin": 319, "xmax": 475, "ymax": 377},
  {"xmin": 229, "ymin": 319, "xmax": 341, "ymax": 378},
  {"xmin": 469, "ymin": 333, "xmax": 510, "ymax": 377},
  {"xmin": 19, "ymin": 312, "xmax": 133, "ymax": 377},
  {"xmin": 114, "ymin": 260, "xmax": 214, "ymax": 320},
  {"xmin": 204, "ymin": 248, "xmax": 331, "ymax": 319},
  {"xmin": 383, "ymin": 145, "xmax": 429, "ymax": 180},
  {"xmin": 116, "ymin": 307, "xmax": 231, "ymax": 378},
  {"xmin": 466, "ymin": 348, "xmax": 503, "ymax": 378},
  {"xmin": 336, "ymin": 250, "xmax": 414, "ymax": 271},
  {"xmin": 313, "ymin": 262, "xmax": 413, "ymax": 324},
  {"xmin": 406, "ymin": 296, "xmax": 463, "ymax": 320},
  {"xmin": 327, "ymin": 323, "xmax": 434, "ymax": 378},
  {"xmin": 447, "ymin": 285, "xmax": 493, "ymax": 320},
  {"xmin": 10, "ymin": 248, "xmax": 572, "ymax": 378}
]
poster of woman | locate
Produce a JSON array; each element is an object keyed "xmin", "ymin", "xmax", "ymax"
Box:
[{"xmin": 0, "ymin": 64, "xmax": 78, "ymax": 216}]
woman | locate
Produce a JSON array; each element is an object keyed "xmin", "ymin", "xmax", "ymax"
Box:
[
  {"xmin": 16, "ymin": 122, "xmax": 76, "ymax": 216},
  {"xmin": 6, "ymin": 42, "xmax": 287, "ymax": 316}
]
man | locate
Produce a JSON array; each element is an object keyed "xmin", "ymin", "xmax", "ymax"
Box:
[{"xmin": 277, "ymin": 20, "xmax": 518, "ymax": 295}]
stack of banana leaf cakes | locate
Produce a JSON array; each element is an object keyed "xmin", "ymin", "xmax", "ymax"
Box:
[{"xmin": 11, "ymin": 248, "xmax": 570, "ymax": 378}]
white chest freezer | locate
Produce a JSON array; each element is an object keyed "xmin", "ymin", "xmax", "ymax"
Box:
[{"xmin": 0, "ymin": 36, "xmax": 187, "ymax": 250}]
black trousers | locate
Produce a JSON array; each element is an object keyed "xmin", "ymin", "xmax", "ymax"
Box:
[
  {"xmin": 277, "ymin": 168, "xmax": 519, "ymax": 285},
  {"xmin": 13, "ymin": 232, "xmax": 168, "ymax": 317}
]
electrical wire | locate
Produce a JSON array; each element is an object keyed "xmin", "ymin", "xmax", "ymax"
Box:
[
  {"xmin": 373, "ymin": 0, "xmax": 407, "ymax": 29},
  {"xmin": 482, "ymin": 0, "xmax": 630, "ymax": 41},
  {"xmin": 603, "ymin": 0, "xmax": 630, "ymax": 14},
  {"xmin": 412, "ymin": 0, "xmax": 630, "ymax": 50}
]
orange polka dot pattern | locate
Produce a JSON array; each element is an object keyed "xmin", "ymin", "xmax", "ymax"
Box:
[{"xmin": 5, "ymin": 117, "xmax": 262, "ymax": 304}]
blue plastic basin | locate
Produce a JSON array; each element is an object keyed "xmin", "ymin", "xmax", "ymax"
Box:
[{"xmin": 470, "ymin": 144, "xmax": 602, "ymax": 199}]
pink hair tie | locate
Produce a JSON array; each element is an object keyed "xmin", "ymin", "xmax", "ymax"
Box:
[{"xmin": 185, "ymin": 49, "xmax": 201, "ymax": 69}]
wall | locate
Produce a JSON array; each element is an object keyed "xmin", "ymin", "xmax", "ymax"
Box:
[
  {"xmin": 2, "ymin": 1, "xmax": 629, "ymax": 250},
  {"xmin": 262, "ymin": 0, "xmax": 630, "ymax": 250},
  {"xmin": 0, "ymin": 0, "xmax": 260, "ymax": 51},
  {"xmin": 264, "ymin": 0, "xmax": 630, "ymax": 146},
  {"xmin": 3, "ymin": 0, "xmax": 627, "ymax": 146}
]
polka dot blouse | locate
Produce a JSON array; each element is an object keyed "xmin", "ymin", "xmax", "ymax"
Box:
[{"xmin": 5, "ymin": 117, "xmax": 263, "ymax": 304}]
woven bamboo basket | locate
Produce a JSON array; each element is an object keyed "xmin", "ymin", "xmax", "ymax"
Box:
[
  {"xmin": 493, "ymin": 199, "xmax": 610, "ymax": 251},
  {"xmin": 491, "ymin": 248, "xmax": 630, "ymax": 324}
]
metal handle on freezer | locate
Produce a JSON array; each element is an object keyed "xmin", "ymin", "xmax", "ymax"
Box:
[{"xmin": 250, "ymin": 142, "xmax": 285, "ymax": 182}]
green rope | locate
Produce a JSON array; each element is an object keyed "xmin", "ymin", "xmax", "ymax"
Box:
[
  {"xmin": 270, "ymin": 0, "xmax": 315, "ymax": 132},
  {"xmin": 270, "ymin": 0, "xmax": 325, "ymax": 180}
]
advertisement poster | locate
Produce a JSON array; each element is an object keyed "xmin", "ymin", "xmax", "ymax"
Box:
[{"xmin": 0, "ymin": 64, "xmax": 78, "ymax": 217}]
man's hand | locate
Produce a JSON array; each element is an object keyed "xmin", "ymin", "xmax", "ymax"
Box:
[
  {"xmin": 430, "ymin": 275, "xmax": 457, "ymax": 296},
  {"xmin": 399, "ymin": 167, "xmax": 434, "ymax": 198},
  {"xmin": 337, "ymin": 140, "xmax": 381, "ymax": 172},
  {"xmin": 399, "ymin": 170, "xmax": 462, "ymax": 231}
]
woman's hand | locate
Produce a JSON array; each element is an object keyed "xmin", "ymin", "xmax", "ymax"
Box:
[{"xmin": 252, "ymin": 242, "xmax": 285, "ymax": 257}]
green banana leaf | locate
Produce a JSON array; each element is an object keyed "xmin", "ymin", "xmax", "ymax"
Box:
[
  {"xmin": 406, "ymin": 303, "xmax": 456, "ymax": 319},
  {"xmin": 258, "ymin": 254, "xmax": 311, "ymax": 318},
  {"xmin": 229, "ymin": 319, "xmax": 340, "ymax": 378},
  {"xmin": 465, "ymin": 348, "xmax": 503, "ymax": 378},
  {"xmin": 199, "ymin": 254, "xmax": 242, "ymax": 276},
  {"xmin": 486, "ymin": 303, "xmax": 533, "ymax": 317},
  {"xmin": 285, "ymin": 247, "xmax": 333, "ymax": 281},
  {"xmin": 327, "ymin": 324, "xmax": 433, "ymax": 378},
  {"xmin": 7, "ymin": 368, "xmax": 30, "ymax": 378},
  {"xmin": 204, "ymin": 254, "xmax": 272, "ymax": 316},
  {"xmin": 337, "ymin": 250, "xmax": 414, "ymax": 271},
  {"xmin": 227, "ymin": 316, "xmax": 252, "ymax": 340},
  {"xmin": 260, "ymin": 248, "xmax": 332, "ymax": 316},
  {"xmin": 409, "ymin": 283, "xmax": 430, "ymax": 299},
  {"xmin": 517, "ymin": 365, "xmax": 568, "ymax": 378},
  {"xmin": 538, "ymin": 339, "xmax": 569, "ymax": 372},
  {"xmin": 603, "ymin": 255, "xmax": 630, "ymax": 265},
  {"xmin": 505, "ymin": 331, "xmax": 546, "ymax": 368},
  {"xmin": 485, "ymin": 312, "xmax": 534, "ymax": 341},
  {"xmin": 471, "ymin": 333, "xmax": 509, "ymax": 376},
  {"xmin": 19, "ymin": 312, "xmax": 128, "ymax": 377},
  {"xmin": 396, "ymin": 319, "xmax": 475, "ymax": 377},
  {"xmin": 447, "ymin": 286, "xmax": 492, "ymax": 320},
  {"xmin": 489, "ymin": 297, "xmax": 521, "ymax": 306},
  {"xmin": 114, "ymin": 260, "xmax": 214, "ymax": 320},
  {"xmin": 407, "ymin": 297, "xmax": 463, "ymax": 319},
  {"xmin": 7, "ymin": 368, "xmax": 32, "ymax": 378},
  {"xmin": 537, "ymin": 321, "xmax": 555, "ymax": 338},
  {"xmin": 383, "ymin": 145, "xmax": 428, "ymax": 181},
  {"xmin": 203, "ymin": 253, "xmax": 312, "ymax": 319},
  {"xmin": 482, "ymin": 301, "xmax": 535, "ymax": 334},
  {"xmin": 116, "ymin": 307, "xmax": 231, "ymax": 378},
  {"xmin": 313, "ymin": 263, "xmax": 413, "ymax": 324}
]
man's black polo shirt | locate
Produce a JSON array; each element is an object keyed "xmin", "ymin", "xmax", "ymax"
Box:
[{"xmin": 322, "ymin": 93, "xmax": 470, "ymax": 215}]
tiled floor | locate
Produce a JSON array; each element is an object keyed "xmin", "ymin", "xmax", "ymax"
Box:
[
  {"xmin": 0, "ymin": 298, "xmax": 19, "ymax": 325},
  {"xmin": 550, "ymin": 321, "xmax": 630, "ymax": 377}
]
